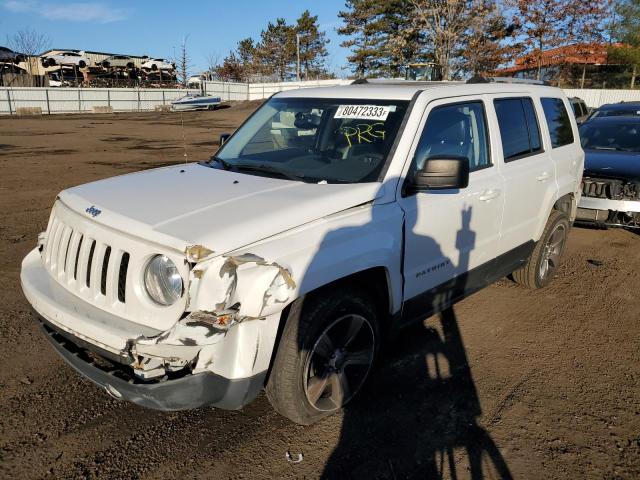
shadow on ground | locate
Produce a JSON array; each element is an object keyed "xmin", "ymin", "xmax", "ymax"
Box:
[{"xmin": 322, "ymin": 307, "xmax": 512, "ymax": 479}]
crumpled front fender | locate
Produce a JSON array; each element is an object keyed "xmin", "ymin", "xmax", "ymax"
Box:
[
  {"xmin": 186, "ymin": 252, "xmax": 296, "ymax": 319},
  {"xmin": 128, "ymin": 250, "xmax": 295, "ymax": 380}
]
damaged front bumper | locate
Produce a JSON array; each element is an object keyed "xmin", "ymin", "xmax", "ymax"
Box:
[
  {"xmin": 21, "ymin": 248, "xmax": 283, "ymax": 410},
  {"xmin": 35, "ymin": 313, "xmax": 265, "ymax": 410},
  {"xmin": 576, "ymin": 197, "xmax": 640, "ymax": 228}
]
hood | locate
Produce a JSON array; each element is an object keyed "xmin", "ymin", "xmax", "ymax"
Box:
[
  {"xmin": 59, "ymin": 163, "xmax": 385, "ymax": 255},
  {"xmin": 584, "ymin": 149, "xmax": 640, "ymax": 180}
]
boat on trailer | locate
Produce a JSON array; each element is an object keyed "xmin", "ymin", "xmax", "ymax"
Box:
[{"xmin": 171, "ymin": 92, "xmax": 222, "ymax": 111}]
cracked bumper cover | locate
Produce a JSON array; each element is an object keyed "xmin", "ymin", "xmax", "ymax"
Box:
[{"xmin": 35, "ymin": 312, "xmax": 266, "ymax": 411}]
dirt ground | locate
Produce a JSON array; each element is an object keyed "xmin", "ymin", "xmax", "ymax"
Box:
[{"xmin": 0, "ymin": 104, "xmax": 639, "ymax": 480}]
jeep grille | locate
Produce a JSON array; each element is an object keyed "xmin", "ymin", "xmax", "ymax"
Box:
[{"xmin": 44, "ymin": 214, "xmax": 130, "ymax": 305}]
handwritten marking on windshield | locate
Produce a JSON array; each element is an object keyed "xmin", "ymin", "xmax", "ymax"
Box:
[{"xmin": 341, "ymin": 122, "xmax": 386, "ymax": 147}]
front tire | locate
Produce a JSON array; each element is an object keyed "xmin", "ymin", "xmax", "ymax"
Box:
[
  {"xmin": 266, "ymin": 288, "xmax": 379, "ymax": 425},
  {"xmin": 512, "ymin": 210, "xmax": 570, "ymax": 289}
]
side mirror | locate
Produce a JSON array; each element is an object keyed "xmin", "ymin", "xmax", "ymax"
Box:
[
  {"xmin": 219, "ymin": 133, "xmax": 231, "ymax": 146},
  {"xmin": 411, "ymin": 156, "xmax": 469, "ymax": 192}
]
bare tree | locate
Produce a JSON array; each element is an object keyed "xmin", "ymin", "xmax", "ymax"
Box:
[
  {"xmin": 205, "ymin": 52, "xmax": 221, "ymax": 80},
  {"xmin": 173, "ymin": 35, "xmax": 192, "ymax": 87},
  {"xmin": 410, "ymin": 0, "xmax": 470, "ymax": 80},
  {"xmin": 7, "ymin": 28, "xmax": 50, "ymax": 85}
]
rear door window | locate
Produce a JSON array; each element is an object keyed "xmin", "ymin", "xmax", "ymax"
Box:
[
  {"xmin": 494, "ymin": 98, "xmax": 543, "ymax": 161},
  {"xmin": 541, "ymin": 98, "xmax": 574, "ymax": 148}
]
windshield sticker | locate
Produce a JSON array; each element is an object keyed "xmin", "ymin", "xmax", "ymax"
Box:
[
  {"xmin": 341, "ymin": 122, "xmax": 386, "ymax": 147},
  {"xmin": 335, "ymin": 105, "xmax": 391, "ymax": 121}
]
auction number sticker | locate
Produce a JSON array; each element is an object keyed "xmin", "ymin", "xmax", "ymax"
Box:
[{"xmin": 335, "ymin": 105, "xmax": 391, "ymax": 121}]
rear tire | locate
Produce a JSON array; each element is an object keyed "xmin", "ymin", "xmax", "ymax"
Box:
[
  {"xmin": 512, "ymin": 210, "xmax": 570, "ymax": 289},
  {"xmin": 266, "ymin": 287, "xmax": 380, "ymax": 425}
]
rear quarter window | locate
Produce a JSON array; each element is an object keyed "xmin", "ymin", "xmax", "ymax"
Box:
[
  {"xmin": 494, "ymin": 97, "xmax": 543, "ymax": 161},
  {"xmin": 541, "ymin": 98, "xmax": 574, "ymax": 148}
]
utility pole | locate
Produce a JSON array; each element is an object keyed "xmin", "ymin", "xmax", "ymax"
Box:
[{"xmin": 296, "ymin": 33, "xmax": 301, "ymax": 82}]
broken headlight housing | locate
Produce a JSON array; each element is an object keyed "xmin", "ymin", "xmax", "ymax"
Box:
[{"xmin": 144, "ymin": 255, "xmax": 183, "ymax": 306}]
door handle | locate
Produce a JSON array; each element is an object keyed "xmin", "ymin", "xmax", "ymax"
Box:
[
  {"xmin": 537, "ymin": 172, "xmax": 551, "ymax": 182},
  {"xmin": 478, "ymin": 189, "xmax": 501, "ymax": 202}
]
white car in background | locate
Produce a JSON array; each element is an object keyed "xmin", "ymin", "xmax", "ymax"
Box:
[
  {"xmin": 41, "ymin": 51, "xmax": 89, "ymax": 68},
  {"xmin": 141, "ymin": 58, "xmax": 174, "ymax": 71},
  {"xmin": 99, "ymin": 55, "xmax": 135, "ymax": 69}
]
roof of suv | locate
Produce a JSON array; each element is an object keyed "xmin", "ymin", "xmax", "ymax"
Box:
[{"xmin": 275, "ymin": 81, "xmax": 567, "ymax": 101}]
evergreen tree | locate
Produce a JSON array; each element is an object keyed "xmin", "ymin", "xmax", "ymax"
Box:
[
  {"xmin": 338, "ymin": 0, "xmax": 384, "ymax": 77},
  {"xmin": 215, "ymin": 51, "xmax": 244, "ymax": 82},
  {"xmin": 459, "ymin": 0, "xmax": 516, "ymax": 76},
  {"xmin": 608, "ymin": 0, "xmax": 640, "ymax": 88},
  {"xmin": 378, "ymin": 0, "xmax": 425, "ymax": 77},
  {"xmin": 295, "ymin": 10, "xmax": 330, "ymax": 79},
  {"xmin": 236, "ymin": 38, "xmax": 256, "ymax": 81},
  {"xmin": 256, "ymin": 18, "xmax": 296, "ymax": 81}
]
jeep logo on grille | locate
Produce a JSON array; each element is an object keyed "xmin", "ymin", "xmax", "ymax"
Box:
[{"xmin": 85, "ymin": 205, "xmax": 102, "ymax": 217}]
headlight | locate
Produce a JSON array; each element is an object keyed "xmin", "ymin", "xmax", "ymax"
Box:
[{"xmin": 144, "ymin": 255, "xmax": 183, "ymax": 306}]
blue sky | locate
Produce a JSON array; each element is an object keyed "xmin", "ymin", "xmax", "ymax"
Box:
[{"xmin": 1, "ymin": 0, "xmax": 350, "ymax": 76}]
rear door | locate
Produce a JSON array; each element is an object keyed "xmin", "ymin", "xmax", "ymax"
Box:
[
  {"xmin": 490, "ymin": 95, "xmax": 558, "ymax": 252},
  {"xmin": 540, "ymin": 96, "xmax": 583, "ymax": 204}
]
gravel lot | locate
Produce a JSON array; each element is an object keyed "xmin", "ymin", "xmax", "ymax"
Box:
[{"xmin": 0, "ymin": 104, "xmax": 639, "ymax": 479}]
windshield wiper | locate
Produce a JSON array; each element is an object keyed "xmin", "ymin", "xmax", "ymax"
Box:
[
  {"xmin": 232, "ymin": 163, "xmax": 305, "ymax": 181},
  {"xmin": 209, "ymin": 155, "xmax": 231, "ymax": 169}
]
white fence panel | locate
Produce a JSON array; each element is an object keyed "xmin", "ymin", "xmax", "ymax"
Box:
[
  {"xmin": 3, "ymin": 84, "xmax": 640, "ymax": 114},
  {"xmin": 107, "ymin": 88, "xmax": 138, "ymax": 111},
  {"xmin": 563, "ymin": 88, "xmax": 640, "ymax": 108},
  {"xmin": 78, "ymin": 89, "xmax": 111, "ymax": 112},
  {"xmin": 44, "ymin": 88, "xmax": 79, "ymax": 113},
  {"xmin": 246, "ymin": 79, "xmax": 349, "ymax": 100},
  {"xmin": 0, "ymin": 87, "xmax": 198, "ymax": 114},
  {"xmin": 203, "ymin": 81, "xmax": 249, "ymax": 101},
  {"xmin": 202, "ymin": 79, "xmax": 349, "ymax": 101},
  {"xmin": 5, "ymin": 87, "xmax": 49, "ymax": 112}
]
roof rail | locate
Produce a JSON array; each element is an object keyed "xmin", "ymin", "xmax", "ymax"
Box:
[{"xmin": 466, "ymin": 76, "xmax": 550, "ymax": 86}]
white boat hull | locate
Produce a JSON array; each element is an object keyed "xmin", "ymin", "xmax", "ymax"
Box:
[{"xmin": 171, "ymin": 95, "xmax": 222, "ymax": 111}]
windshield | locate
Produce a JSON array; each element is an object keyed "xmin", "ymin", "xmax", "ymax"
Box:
[
  {"xmin": 580, "ymin": 122, "xmax": 640, "ymax": 152},
  {"xmin": 214, "ymin": 97, "xmax": 410, "ymax": 183}
]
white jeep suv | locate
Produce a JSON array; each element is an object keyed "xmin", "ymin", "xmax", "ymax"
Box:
[{"xmin": 21, "ymin": 80, "xmax": 584, "ymax": 424}]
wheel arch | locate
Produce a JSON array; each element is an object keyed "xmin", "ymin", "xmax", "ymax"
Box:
[
  {"xmin": 553, "ymin": 192, "xmax": 578, "ymax": 222},
  {"xmin": 264, "ymin": 266, "xmax": 393, "ymax": 386}
]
